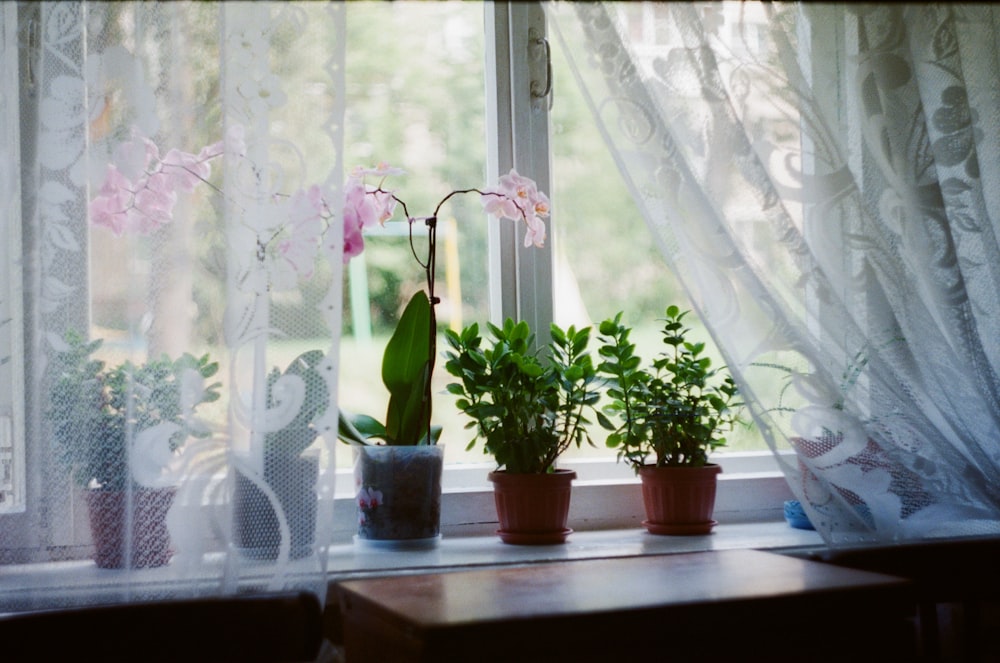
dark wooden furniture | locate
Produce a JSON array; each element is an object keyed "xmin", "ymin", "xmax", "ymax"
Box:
[
  {"xmin": 0, "ymin": 591, "xmax": 324, "ymax": 662},
  {"xmin": 334, "ymin": 549, "xmax": 916, "ymax": 662},
  {"xmin": 814, "ymin": 536, "xmax": 1000, "ymax": 661}
]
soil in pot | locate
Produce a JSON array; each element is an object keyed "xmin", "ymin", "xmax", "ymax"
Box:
[
  {"xmin": 639, "ymin": 463, "xmax": 721, "ymax": 535},
  {"xmin": 488, "ymin": 469, "xmax": 576, "ymax": 545},
  {"xmin": 85, "ymin": 486, "xmax": 176, "ymax": 569},
  {"xmin": 233, "ymin": 454, "xmax": 319, "ymax": 560},
  {"xmin": 354, "ymin": 445, "xmax": 444, "ymax": 549}
]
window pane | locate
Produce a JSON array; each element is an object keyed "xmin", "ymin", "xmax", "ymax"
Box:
[
  {"xmin": 339, "ymin": 2, "xmax": 489, "ymax": 466},
  {"xmin": 549, "ymin": 27, "xmax": 767, "ymax": 456}
]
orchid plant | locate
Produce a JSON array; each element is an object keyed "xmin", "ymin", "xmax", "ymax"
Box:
[
  {"xmin": 336, "ymin": 167, "xmax": 551, "ymax": 447},
  {"xmin": 86, "ymin": 126, "xmax": 353, "ymax": 477},
  {"xmin": 88, "ymin": 126, "xmax": 551, "ymax": 457}
]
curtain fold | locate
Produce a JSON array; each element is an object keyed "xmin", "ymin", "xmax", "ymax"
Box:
[
  {"xmin": 549, "ymin": 2, "xmax": 1000, "ymax": 544},
  {"xmin": 2, "ymin": 1, "xmax": 345, "ymax": 611}
]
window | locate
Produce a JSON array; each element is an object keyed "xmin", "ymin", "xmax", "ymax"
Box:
[
  {"xmin": 1, "ymin": 2, "xmax": 785, "ymax": 568},
  {"xmin": 338, "ymin": 2, "xmax": 764, "ymax": 485},
  {"xmin": 332, "ymin": 2, "xmax": 781, "ymax": 517}
]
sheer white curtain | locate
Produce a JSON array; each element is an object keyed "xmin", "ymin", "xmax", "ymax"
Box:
[
  {"xmin": 2, "ymin": 1, "xmax": 345, "ymax": 610},
  {"xmin": 550, "ymin": 2, "xmax": 1000, "ymax": 545}
]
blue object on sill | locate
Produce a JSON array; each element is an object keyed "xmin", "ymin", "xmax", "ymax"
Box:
[{"xmin": 784, "ymin": 500, "xmax": 815, "ymax": 530}]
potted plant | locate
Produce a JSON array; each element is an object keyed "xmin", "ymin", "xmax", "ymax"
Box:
[
  {"xmin": 233, "ymin": 350, "xmax": 328, "ymax": 560},
  {"xmin": 48, "ymin": 330, "xmax": 220, "ymax": 568},
  {"xmin": 337, "ymin": 290, "xmax": 446, "ymax": 548},
  {"xmin": 444, "ymin": 318, "xmax": 600, "ymax": 544},
  {"xmin": 338, "ymin": 167, "xmax": 551, "ymax": 548},
  {"xmin": 597, "ymin": 306, "xmax": 742, "ymax": 535}
]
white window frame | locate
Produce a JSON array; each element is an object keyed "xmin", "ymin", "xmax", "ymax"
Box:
[
  {"xmin": 0, "ymin": 2, "xmax": 791, "ymax": 557},
  {"xmin": 0, "ymin": 172, "xmax": 25, "ymax": 516},
  {"xmin": 420, "ymin": 1, "xmax": 790, "ymax": 530},
  {"xmin": 1, "ymin": 2, "xmax": 26, "ymax": 517}
]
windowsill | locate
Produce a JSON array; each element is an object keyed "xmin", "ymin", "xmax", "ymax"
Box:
[
  {"xmin": 327, "ymin": 520, "xmax": 824, "ymax": 582},
  {"xmin": 1, "ymin": 461, "xmax": 817, "ymax": 613},
  {"xmin": 0, "ymin": 519, "xmax": 825, "ymax": 614},
  {"xmin": 331, "ymin": 467, "xmax": 800, "ymax": 540}
]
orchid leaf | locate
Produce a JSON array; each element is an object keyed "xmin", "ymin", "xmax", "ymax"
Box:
[
  {"xmin": 338, "ymin": 411, "xmax": 388, "ymax": 444},
  {"xmin": 382, "ymin": 291, "xmax": 432, "ymax": 445}
]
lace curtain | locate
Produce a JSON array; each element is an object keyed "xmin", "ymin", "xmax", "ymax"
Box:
[
  {"xmin": 549, "ymin": 2, "xmax": 1000, "ymax": 545},
  {"xmin": 2, "ymin": 1, "xmax": 344, "ymax": 610}
]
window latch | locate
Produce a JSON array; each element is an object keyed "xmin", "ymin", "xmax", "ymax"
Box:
[{"xmin": 529, "ymin": 28, "xmax": 552, "ymax": 110}]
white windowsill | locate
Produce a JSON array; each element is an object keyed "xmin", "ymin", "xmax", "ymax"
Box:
[
  {"xmin": 327, "ymin": 520, "xmax": 824, "ymax": 582},
  {"xmin": 2, "ymin": 452, "xmax": 818, "ymax": 612},
  {"xmin": 0, "ymin": 520, "xmax": 825, "ymax": 614},
  {"xmin": 331, "ymin": 452, "xmax": 798, "ymax": 539}
]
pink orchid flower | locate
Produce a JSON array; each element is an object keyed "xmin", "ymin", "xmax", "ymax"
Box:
[
  {"xmin": 279, "ymin": 185, "xmax": 325, "ymax": 278},
  {"xmin": 480, "ymin": 169, "xmax": 550, "ymax": 247},
  {"xmin": 357, "ymin": 487, "xmax": 383, "ymax": 510},
  {"xmin": 161, "ymin": 147, "xmax": 212, "ymax": 193},
  {"xmin": 481, "ymin": 190, "xmax": 522, "ymax": 221},
  {"xmin": 91, "ymin": 127, "xmax": 225, "ymax": 236},
  {"xmin": 342, "ymin": 220, "xmax": 366, "ymax": 261}
]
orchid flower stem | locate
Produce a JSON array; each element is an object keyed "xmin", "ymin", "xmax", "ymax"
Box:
[{"xmin": 425, "ymin": 215, "xmax": 437, "ymax": 446}]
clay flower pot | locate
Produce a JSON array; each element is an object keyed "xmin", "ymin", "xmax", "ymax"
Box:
[
  {"xmin": 488, "ymin": 469, "xmax": 576, "ymax": 545},
  {"xmin": 638, "ymin": 463, "xmax": 721, "ymax": 535},
  {"xmin": 85, "ymin": 486, "xmax": 176, "ymax": 569}
]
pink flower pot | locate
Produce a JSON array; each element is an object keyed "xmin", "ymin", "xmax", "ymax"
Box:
[
  {"xmin": 488, "ymin": 469, "xmax": 576, "ymax": 545},
  {"xmin": 85, "ymin": 486, "xmax": 175, "ymax": 569},
  {"xmin": 638, "ymin": 464, "xmax": 721, "ymax": 535}
]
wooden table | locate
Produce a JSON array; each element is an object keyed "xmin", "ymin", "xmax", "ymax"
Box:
[{"xmin": 334, "ymin": 549, "xmax": 916, "ymax": 662}]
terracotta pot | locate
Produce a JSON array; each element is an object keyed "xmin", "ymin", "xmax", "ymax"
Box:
[
  {"xmin": 354, "ymin": 445, "xmax": 444, "ymax": 549},
  {"xmin": 488, "ymin": 469, "xmax": 576, "ymax": 545},
  {"xmin": 638, "ymin": 464, "xmax": 721, "ymax": 535},
  {"xmin": 85, "ymin": 486, "xmax": 176, "ymax": 569},
  {"xmin": 233, "ymin": 454, "xmax": 319, "ymax": 560}
]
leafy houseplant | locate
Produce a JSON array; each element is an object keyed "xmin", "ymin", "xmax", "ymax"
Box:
[
  {"xmin": 444, "ymin": 319, "xmax": 600, "ymax": 544},
  {"xmin": 337, "ymin": 167, "xmax": 550, "ymax": 450},
  {"xmin": 336, "ymin": 168, "xmax": 551, "ymax": 547},
  {"xmin": 233, "ymin": 350, "xmax": 329, "ymax": 560},
  {"xmin": 48, "ymin": 330, "xmax": 220, "ymax": 567},
  {"xmin": 597, "ymin": 306, "xmax": 742, "ymax": 535}
]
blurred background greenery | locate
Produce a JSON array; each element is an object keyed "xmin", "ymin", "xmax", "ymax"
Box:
[
  {"xmin": 86, "ymin": 2, "xmax": 765, "ymax": 472},
  {"xmin": 335, "ymin": 2, "xmax": 764, "ymax": 463}
]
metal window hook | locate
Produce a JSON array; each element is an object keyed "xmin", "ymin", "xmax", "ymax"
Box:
[
  {"xmin": 24, "ymin": 17, "xmax": 38, "ymax": 92},
  {"xmin": 529, "ymin": 28, "xmax": 553, "ymax": 109}
]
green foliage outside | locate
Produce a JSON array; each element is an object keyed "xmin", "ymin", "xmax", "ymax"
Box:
[{"xmin": 82, "ymin": 2, "xmax": 766, "ymax": 471}]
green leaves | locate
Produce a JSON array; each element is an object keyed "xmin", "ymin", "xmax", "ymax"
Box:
[
  {"xmin": 382, "ymin": 291, "xmax": 433, "ymax": 446},
  {"xmin": 264, "ymin": 349, "xmax": 329, "ymax": 459},
  {"xmin": 47, "ymin": 330, "xmax": 223, "ymax": 489},
  {"xmin": 596, "ymin": 307, "xmax": 743, "ymax": 470},
  {"xmin": 338, "ymin": 290, "xmax": 438, "ymax": 448},
  {"xmin": 444, "ymin": 317, "xmax": 600, "ymax": 474},
  {"xmin": 339, "ymin": 409, "xmax": 443, "ymax": 447}
]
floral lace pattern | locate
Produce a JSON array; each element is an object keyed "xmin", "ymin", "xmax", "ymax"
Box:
[
  {"xmin": 3, "ymin": 1, "xmax": 347, "ymax": 608},
  {"xmin": 550, "ymin": 2, "xmax": 1000, "ymax": 543}
]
